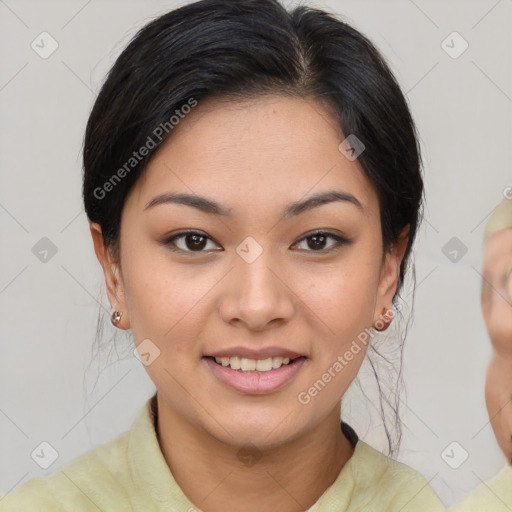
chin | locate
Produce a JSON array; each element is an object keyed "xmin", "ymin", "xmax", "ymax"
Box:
[{"xmin": 207, "ymin": 411, "xmax": 305, "ymax": 450}]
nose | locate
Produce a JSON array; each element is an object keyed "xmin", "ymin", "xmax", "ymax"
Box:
[{"xmin": 218, "ymin": 250, "xmax": 296, "ymax": 331}]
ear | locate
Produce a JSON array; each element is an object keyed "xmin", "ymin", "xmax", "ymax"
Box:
[
  {"xmin": 90, "ymin": 222, "xmax": 130, "ymax": 330},
  {"xmin": 372, "ymin": 225, "xmax": 410, "ymax": 331}
]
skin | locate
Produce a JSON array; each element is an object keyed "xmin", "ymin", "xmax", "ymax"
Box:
[
  {"xmin": 481, "ymin": 228, "xmax": 512, "ymax": 462},
  {"xmin": 90, "ymin": 95, "xmax": 409, "ymax": 512}
]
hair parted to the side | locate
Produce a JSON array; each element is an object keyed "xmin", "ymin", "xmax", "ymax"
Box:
[{"xmin": 82, "ymin": 0, "xmax": 424, "ymax": 456}]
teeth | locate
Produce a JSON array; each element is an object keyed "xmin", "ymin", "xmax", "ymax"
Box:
[
  {"xmin": 256, "ymin": 358, "xmax": 272, "ymax": 371},
  {"xmin": 272, "ymin": 356, "xmax": 283, "ymax": 369},
  {"xmin": 240, "ymin": 358, "xmax": 256, "ymax": 371},
  {"xmin": 214, "ymin": 355, "xmax": 295, "ymax": 372}
]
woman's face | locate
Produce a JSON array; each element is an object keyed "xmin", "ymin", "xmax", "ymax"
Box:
[
  {"xmin": 92, "ymin": 95, "xmax": 405, "ymax": 449},
  {"xmin": 481, "ymin": 228, "xmax": 512, "ymax": 460},
  {"xmin": 481, "ymin": 228, "xmax": 512, "ymax": 352}
]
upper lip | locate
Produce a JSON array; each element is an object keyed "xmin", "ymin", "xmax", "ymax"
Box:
[{"xmin": 206, "ymin": 346, "xmax": 305, "ymax": 360}]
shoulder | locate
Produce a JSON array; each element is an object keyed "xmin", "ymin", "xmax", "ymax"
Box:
[
  {"xmin": 0, "ymin": 430, "xmax": 132, "ymax": 512},
  {"xmin": 449, "ymin": 465, "xmax": 512, "ymax": 512},
  {"xmin": 348, "ymin": 441, "xmax": 445, "ymax": 511}
]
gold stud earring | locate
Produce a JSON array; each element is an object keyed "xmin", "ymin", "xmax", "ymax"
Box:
[{"xmin": 111, "ymin": 310, "xmax": 123, "ymax": 325}]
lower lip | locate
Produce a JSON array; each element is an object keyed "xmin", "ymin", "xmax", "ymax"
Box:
[{"xmin": 205, "ymin": 357, "xmax": 306, "ymax": 395}]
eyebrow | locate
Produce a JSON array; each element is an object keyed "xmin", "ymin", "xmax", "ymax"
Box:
[{"xmin": 144, "ymin": 190, "xmax": 363, "ymax": 218}]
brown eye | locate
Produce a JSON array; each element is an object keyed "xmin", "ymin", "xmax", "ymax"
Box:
[
  {"xmin": 307, "ymin": 233, "xmax": 328, "ymax": 250},
  {"xmin": 163, "ymin": 231, "xmax": 221, "ymax": 253},
  {"xmin": 184, "ymin": 234, "xmax": 207, "ymax": 250},
  {"xmin": 293, "ymin": 231, "xmax": 349, "ymax": 252}
]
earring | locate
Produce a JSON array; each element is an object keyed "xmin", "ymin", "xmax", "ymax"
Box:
[
  {"xmin": 372, "ymin": 306, "xmax": 393, "ymax": 332},
  {"xmin": 111, "ymin": 310, "xmax": 123, "ymax": 325}
]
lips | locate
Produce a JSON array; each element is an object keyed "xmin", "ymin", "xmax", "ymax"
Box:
[
  {"xmin": 203, "ymin": 346, "xmax": 307, "ymax": 393},
  {"xmin": 205, "ymin": 355, "xmax": 306, "ymax": 394}
]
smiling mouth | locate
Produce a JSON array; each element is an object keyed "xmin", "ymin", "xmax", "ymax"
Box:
[{"xmin": 206, "ymin": 355, "xmax": 304, "ymax": 373}]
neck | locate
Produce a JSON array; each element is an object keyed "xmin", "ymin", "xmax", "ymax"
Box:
[{"xmin": 155, "ymin": 395, "xmax": 354, "ymax": 512}]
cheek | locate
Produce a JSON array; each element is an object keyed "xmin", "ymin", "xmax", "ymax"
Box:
[
  {"xmin": 300, "ymin": 256, "xmax": 380, "ymax": 329},
  {"xmin": 120, "ymin": 245, "xmax": 207, "ymax": 346},
  {"xmin": 488, "ymin": 306, "xmax": 512, "ymax": 346},
  {"xmin": 292, "ymin": 263, "xmax": 380, "ymax": 380}
]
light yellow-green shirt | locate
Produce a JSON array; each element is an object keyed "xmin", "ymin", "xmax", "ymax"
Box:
[
  {"xmin": 449, "ymin": 465, "xmax": 512, "ymax": 512},
  {"xmin": 0, "ymin": 394, "xmax": 444, "ymax": 511}
]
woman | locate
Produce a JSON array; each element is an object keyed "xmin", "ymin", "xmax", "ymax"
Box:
[
  {"xmin": 450, "ymin": 197, "xmax": 512, "ymax": 511},
  {"xmin": 0, "ymin": 0, "xmax": 444, "ymax": 510},
  {"xmin": 482, "ymin": 197, "xmax": 512, "ymax": 465}
]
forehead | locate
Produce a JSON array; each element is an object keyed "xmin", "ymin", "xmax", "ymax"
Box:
[{"xmin": 127, "ymin": 95, "xmax": 379, "ymax": 218}]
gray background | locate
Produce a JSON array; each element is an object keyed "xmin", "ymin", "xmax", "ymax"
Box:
[{"xmin": 0, "ymin": 0, "xmax": 511, "ymax": 507}]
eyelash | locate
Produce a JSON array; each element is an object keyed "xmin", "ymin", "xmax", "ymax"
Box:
[{"xmin": 161, "ymin": 230, "xmax": 349, "ymax": 255}]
